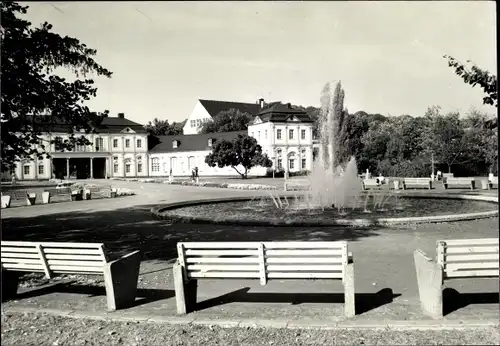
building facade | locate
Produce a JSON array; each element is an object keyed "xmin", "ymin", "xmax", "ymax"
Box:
[{"xmin": 11, "ymin": 113, "xmax": 149, "ymax": 180}]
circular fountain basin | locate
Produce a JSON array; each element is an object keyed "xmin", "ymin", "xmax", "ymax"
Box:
[{"xmin": 152, "ymin": 193, "xmax": 498, "ymax": 227}]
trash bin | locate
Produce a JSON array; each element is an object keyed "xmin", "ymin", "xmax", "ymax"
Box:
[{"xmin": 27, "ymin": 193, "xmax": 37, "ymax": 206}]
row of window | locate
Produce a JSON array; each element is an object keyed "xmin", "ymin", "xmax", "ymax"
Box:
[
  {"xmin": 113, "ymin": 163, "xmax": 143, "ymax": 174},
  {"xmin": 190, "ymin": 118, "xmax": 210, "ymax": 128},
  {"xmin": 276, "ymin": 158, "xmax": 307, "ymax": 170},
  {"xmin": 74, "ymin": 138, "xmax": 143, "ymax": 152},
  {"xmin": 251, "ymin": 129, "xmax": 307, "ymax": 141},
  {"xmin": 23, "ymin": 165, "xmax": 44, "ymax": 175}
]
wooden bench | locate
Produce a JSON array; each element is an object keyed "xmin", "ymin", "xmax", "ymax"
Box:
[
  {"xmin": 414, "ymin": 238, "xmax": 499, "ymax": 318},
  {"xmin": 7, "ymin": 189, "xmax": 37, "ymax": 206},
  {"xmin": 44, "ymin": 188, "xmax": 73, "ymax": 202},
  {"xmin": 403, "ymin": 178, "xmax": 432, "ymax": 190},
  {"xmin": 362, "ymin": 178, "xmax": 380, "ymax": 190},
  {"xmin": 443, "ymin": 177, "xmax": 475, "ymax": 190},
  {"xmin": 488, "ymin": 176, "xmax": 498, "ymax": 190},
  {"xmin": 86, "ymin": 185, "xmax": 113, "ymax": 198},
  {"xmin": 284, "ymin": 179, "xmax": 310, "ymax": 191},
  {"xmin": 1, "ymin": 241, "xmax": 141, "ymax": 311},
  {"xmin": 174, "ymin": 241, "xmax": 355, "ymax": 317}
]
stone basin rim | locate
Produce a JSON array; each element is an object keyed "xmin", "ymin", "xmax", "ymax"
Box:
[{"xmin": 151, "ymin": 193, "xmax": 498, "ymax": 227}]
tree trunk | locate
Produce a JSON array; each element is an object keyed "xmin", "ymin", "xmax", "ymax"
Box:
[{"xmin": 448, "ymin": 164, "xmax": 452, "ymax": 174}]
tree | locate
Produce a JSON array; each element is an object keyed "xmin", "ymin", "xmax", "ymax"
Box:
[
  {"xmin": 199, "ymin": 109, "xmax": 252, "ymax": 134},
  {"xmin": 1, "ymin": 2, "xmax": 112, "ymax": 171},
  {"xmin": 205, "ymin": 134, "xmax": 272, "ymax": 179},
  {"xmin": 144, "ymin": 118, "xmax": 184, "ymax": 136},
  {"xmin": 444, "ymin": 55, "xmax": 497, "ymax": 107}
]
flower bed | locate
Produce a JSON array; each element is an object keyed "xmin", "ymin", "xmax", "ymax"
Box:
[{"xmin": 110, "ymin": 177, "xmax": 277, "ymax": 190}]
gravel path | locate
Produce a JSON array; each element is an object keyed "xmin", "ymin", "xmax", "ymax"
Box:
[{"xmin": 2, "ymin": 312, "xmax": 499, "ymax": 346}]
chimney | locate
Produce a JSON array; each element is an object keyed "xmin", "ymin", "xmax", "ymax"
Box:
[
  {"xmin": 259, "ymin": 98, "xmax": 265, "ymax": 109},
  {"xmin": 118, "ymin": 113, "xmax": 125, "ymax": 119}
]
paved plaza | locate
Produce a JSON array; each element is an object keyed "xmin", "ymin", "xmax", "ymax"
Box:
[{"xmin": 2, "ymin": 179, "xmax": 499, "ymax": 327}]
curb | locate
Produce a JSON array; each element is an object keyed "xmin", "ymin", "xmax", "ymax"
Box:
[
  {"xmin": 3, "ymin": 307, "xmax": 499, "ymax": 331},
  {"xmin": 151, "ymin": 193, "xmax": 498, "ymax": 227}
]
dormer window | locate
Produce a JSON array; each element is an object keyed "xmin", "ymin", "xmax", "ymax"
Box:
[
  {"xmin": 208, "ymin": 138, "xmax": 213, "ymax": 147},
  {"xmin": 173, "ymin": 140, "xmax": 178, "ymax": 148}
]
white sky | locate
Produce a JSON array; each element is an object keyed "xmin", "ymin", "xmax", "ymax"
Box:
[{"xmin": 21, "ymin": 1, "xmax": 497, "ymax": 124}]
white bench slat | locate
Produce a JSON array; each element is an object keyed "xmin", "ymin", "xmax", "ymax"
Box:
[
  {"xmin": 445, "ymin": 254, "xmax": 499, "ymax": 262},
  {"xmin": 46, "ymin": 260, "xmax": 107, "ymax": 267},
  {"xmin": 265, "ymin": 249, "xmax": 344, "ymax": 256},
  {"xmin": 445, "ymin": 262, "xmax": 499, "ymax": 271},
  {"xmin": 267, "ymin": 272, "xmax": 343, "ymax": 279},
  {"xmin": 442, "ymin": 238, "xmax": 498, "ymax": 246},
  {"xmin": 265, "ymin": 257, "xmax": 342, "ymax": 264},
  {"xmin": 2, "ymin": 263, "xmax": 44, "ymax": 270},
  {"xmin": 185, "ymin": 257, "xmax": 259, "ymax": 264},
  {"xmin": 187, "ymin": 265, "xmax": 258, "ymax": 271},
  {"xmin": 42, "ymin": 248, "xmax": 104, "ymax": 255},
  {"xmin": 263, "ymin": 242, "xmax": 346, "ymax": 249},
  {"xmin": 44, "ymin": 254, "xmax": 105, "ymax": 261},
  {"xmin": 1, "ymin": 258, "xmax": 41, "ymax": 264},
  {"xmin": 266, "ymin": 264, "xmax": 344, "ymax": 271},
  {"xmin": 444, "ymin": 246, "xmax": 498, "ymax": 254},
  {"xmin": 444, "ymin": 269, "xmax": 499, "ymax": 278},
  {"xmin": 49, "ymin": 265, "xmax": 105, "ymax": 273},
  {"xmin": 181, "ymin": 242, "xmax": 261, "ymax": 249},
  {"xmin": 1, "ymin": 253, "xmax": 40, "ymax": 258},
  {"xmin": 185, "ymin": 250, "xmax": 258, "ymax": 256},
  {"xmin": 2, "ymin": 241, "xmax": 104, "ymax": 249},
  {"xmin": 1, "ymin": 247, "xmax": 38, "ymax": 253},
  {"xmin": 189, "ymin": 272, "xmax": 261, "ymax": 278}
]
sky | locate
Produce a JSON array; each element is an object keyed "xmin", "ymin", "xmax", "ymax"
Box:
[{"xmin": 20, "ymin": 1, "xmax": 497, "ymax": 124}]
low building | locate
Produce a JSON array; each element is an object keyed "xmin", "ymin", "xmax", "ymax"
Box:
[{"xmin": 10, "ymin": 113, "xmax": 149, "ymax": 180}]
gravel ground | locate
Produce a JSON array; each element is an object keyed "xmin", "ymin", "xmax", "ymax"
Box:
[{"xmin": 1, "ymin": 312, "xmax": 499, "ymax": 346}]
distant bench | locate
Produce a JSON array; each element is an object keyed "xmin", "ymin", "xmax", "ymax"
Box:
[
  {"xmin": 403, "ymin": 178, "xmax": 432, "ymax": 190},
  {"xmin": 443, "ymin": 177, "xmax": 475, "ymax": 190},
  {"xmin": 488, "ymin": 176, "xmax": 498, "ymax": 190},
  {"xmin": 6, "ymin": 189, "xmax": 37, "ymax": 206},
  {"xmin": 284, "ymin": 180, "xmax": 311, "ymax": 191},
  {"xmin": 414, "ymin": 238, "xmax": 499, "ymax": 318},
  {"xmin": 86, "ymin": 185, "xmax": 113, "ymax": 198},
  {"xmin": 1, "ymin": 241, "xmax": 141, "ymax": 312},
  {"xmin": 174, "ymin": 241, "xmax": 356, "ymax": 317},
  {"xmin": 44, "ymin": 187, "xmax": 73, "ymax": 202},
  {"xmin": 362, "ymin": 178, "xmax": 380, "ymax": 190}
]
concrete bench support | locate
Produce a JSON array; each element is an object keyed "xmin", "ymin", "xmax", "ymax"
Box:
[
  {"xmin": 173, "ymin": 261, "xmax": 198, "ymax": 315},
  {"xmin": 414, "ymin": 249, "xmax": 443, "ymax": 318},
  {"xmin": 343, "ymin": 262, "xmax": 356, "ymax": 318}
]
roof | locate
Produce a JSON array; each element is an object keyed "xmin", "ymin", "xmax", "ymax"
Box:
[
  {"xmin": 149, "ymin": 130, "xmax": 247, "ymax": 154},
  {"xmin": 255, "ymin": 103, "xmax": 313, "ymax": 123},
  {"xmin": 199, "ymin": 100, "xmax": 262, "ymax": 118},
  {"xmin": 33, "ymin": 115, "xmax": 146, "ymax": 134}
]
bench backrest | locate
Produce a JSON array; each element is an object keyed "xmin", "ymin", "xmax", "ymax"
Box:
[
  {"xmin": 12, "ymin": 190, "xmax": 28, "ymax": 199},
  {"xmin": 437, "ymin": 238, "xmax": 499, "ymax": 279},
  {"xmin": 177, "ymin": 241, "xmax": 349, "ymax": 285},
  {"xmin": 1, "ymin": 241, "xmax": 108, "ymax": 278},
  {"xmin": 404, "ymin": 178, "xmax": 430, "ymax": 184},
  {"xmin": 45, "ymin": 188, "xmax": 72, "ymax": 195},
  {"xmin": 446, "ymin": 178, "xmax": 474, "ymax": 184},
  {"xmin": 363, "ymin": 179, "xmax": 380, "ymax": 186},
  {"xmin": 489, "ymin": 177, "xmax": 498, "ymax": 184}
]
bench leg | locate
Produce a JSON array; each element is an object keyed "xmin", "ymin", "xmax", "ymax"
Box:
[
  {"xmin": 414, "ymin": 250, "xmax": 443, "ymax": 318},
  {"xmin": 343, "ymin": 263, "xmax": 356, "ymax": 318},
  {"xmin": 103, "ymin": 250, "xmax": 141, "ymax": 312},
  {"xmin": 173, "ymin": 261, "xmax": 198, "ymax": 314},
  {"xmin": 1, "ymin": 270, "xmax": 21, "ymax": 301}
]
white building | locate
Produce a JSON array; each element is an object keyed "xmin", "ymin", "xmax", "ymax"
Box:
[
  {"xmin": 11, "ymin": 113, "xmax": 149, "ymax": 180},
  {"xmin": 183, "ymin": 99, "xmax": 264, "ymax": 135},
  {"xmin": 150, "ymin": 102, "xmax": 315, "ymax": 176}
]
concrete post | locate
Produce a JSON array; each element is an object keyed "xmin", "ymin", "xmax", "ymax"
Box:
[
  {"xmin": 90, "ymin": 157, "xmax": 94, "ymax": 179},
  {"xmin": 414, "ymin": 249, "xmax": 443, "ymax": 318},
  {"xmin": 173, "ymin": 261, "xmax": 198, "ymax": 314},
  {"xmin": 343, "ymin": 263, "xmax": 356, "ymax": 318},
  {"xmin": 66, "ymin": 158, "xmax": 70, "ymax": 180}
]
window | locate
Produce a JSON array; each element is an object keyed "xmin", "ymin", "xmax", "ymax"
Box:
[
  {"xmin": 196, "ymin": 119, "xmax": 201, "ymax": 127},
  {"xmin": 265, "ymin": 130, "xmax": 268, "ymax": 139},
  {"xmin": 125, "ymin": 164, "xmax": 131, "ymax": 173},
  {"xmin": 289, "ymin": 129, "xmax": 294, "ymax": 139},
  {"xmin": 113, "ymin": 164, "xmax": 118, "ymax": 173},
  {"xmin": 289, "ymin": 159, "xmax": 295, "ymax": 169},
  {"xmin": 75, "ymin": 144, "xmax": 85, "ymax": 152},
  {"xmin": 38, "ymin": 165, "xmax": 44, "ymax": 175},
  {"xmin": 125, "ymin": 139, "xmax": 130, "ymax": 148},
  {"xmin": 190, "ymin": 120, "xmax": 196, "ymax": 127},
  {"xmin": 137, "ymin": 139, "xmax": 142, "ymax": 148},
  {"xmin": 95, "ymin": 137, "xmax": 104, "ymax": 151},
  {"xmin": 277, "ymin": 159, "xmax": 283, "ymax": 170},
  {"xmin": 113, "ymin": 139, "xmax": 118, "ymax": 148},
  {"xmin": 277, "ymin": 129, "xmax": 282, "ymax": 140},
  {"xmin": 137, "ymin": 163, "xmax": 142, "ymax": 173},
  {"xmin": 301, "ymin": 129, "xmax": 306, "ymax": 140},
  {"xmin": 301, "ymin": 158, "xmax": 306, "ymax": 169},
  {"xmin": 152, "ymin": 158, "xmax": 160, "ymax": 172},
  {"xmin": 23, "ymin": 165, "xmax": 30, "ymax": 175}
]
